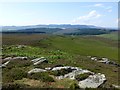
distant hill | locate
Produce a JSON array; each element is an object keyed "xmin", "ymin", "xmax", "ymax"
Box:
[
  {"xmin": 1, "ymin": 24, "xmax": 97, "ymax": 31},
  {"xmin": 1, "ymin": 24, "xmax": 117, "ymax": 35}
]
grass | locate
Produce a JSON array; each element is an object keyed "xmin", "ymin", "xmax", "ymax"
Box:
[
  {"xmin": 14, "ymin": 78, "xmax": 77, "ymax": 88},
  {"xmin": 28, "ymin": 72, "xmax": 55, "ymax": 82},
  {"xmin": 75, "ymin": 73, "xmax": 91, "ymax": 81}
]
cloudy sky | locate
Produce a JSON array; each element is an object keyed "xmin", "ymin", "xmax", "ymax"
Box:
[{"xmin": 0, "ymin": 2, "xmax": 118, "ymax": 28}]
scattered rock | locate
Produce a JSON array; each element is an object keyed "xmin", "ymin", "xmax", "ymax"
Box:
[
  {"xmin": 3, "ymin": 57, "xmax": 28, "ymax": 61},
  {"xmin": 91, "ymin": 57, "xmax": 97, "ymax": 61},
  {"xmin": 89, "ymin": 56, "xmax": 120, "ymax": 67},
  {"xmin": 12, "ymin": 57, "xmax": 28, "ymax": 60},
  {"xmin": 45, "ymin": 67, "xmax": 51, "ymax": 70},
  {"xmin": 16, "ymin": 45, "xmax": 26, "ymax": 49},
  {"xmin": 33, "ymin": 59, "xmax": 48, "ymax": 65},
  {"xmin": 3, "ymin": 57, "xmax": 12, "ymax": 61},
  {"xmin": 31, "ymin": 57, "xmax": 45, "ymax": 62},
  {"xmin": 112, "ymin": 84, "xmax": 120, "ymax": 89},
  {"xmin": 51, "ymin": 66, "xmax": 78, "ymax": 71},
  {"xmin": 28, "ymin": 68, "xmax": 47, "ymax": 74},
  {"xmin": 31, "ymin": 57, "xmax": 48, "ymax": 65},
  {"xmin": 0, "ymin": 60, "xmax": 10, "ymax": 68}
]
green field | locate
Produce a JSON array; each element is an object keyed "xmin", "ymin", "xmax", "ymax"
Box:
[{"xmin": 2, "ymin": 34, "xmax": 119, "ymax": 89}]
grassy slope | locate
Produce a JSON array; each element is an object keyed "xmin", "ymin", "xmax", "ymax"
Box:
[
  {"xmin": 41, "ymin": 36, "xmax": 118, "ymax": 62},
  {"xmin": 96, "ymin": 32, "xmax": 119, "ymax": 41}
]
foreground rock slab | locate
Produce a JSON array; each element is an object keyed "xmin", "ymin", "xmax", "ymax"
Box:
[{"xmin": 78, "ymin": 73, "xmax": 106, "ymax": 88}]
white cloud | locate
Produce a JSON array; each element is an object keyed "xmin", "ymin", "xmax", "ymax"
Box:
[
  {"xmin": 94, "ymin": 4, "xmax": 104, "ymax": 7},
  {"xmin": 72, "ymin": 10, "xmax": 102, "ymax": 25},
  {"xmin": 105, "ymin": 6, "xmax": 112, "ymax": 12},
  {"xmin": 82, "ymin": 4, "xmax": 113, "ymax": 13},
  {"xmin": 106, "ymin": 6, "xmax": 112, "ymax": 9},
  {"xmin": 93, "ymin": 4, "xmax": 113, "ymax": 13},
  {"xmin": 81, "ymin": 3, "xmax": 104, "ymax": 8}
]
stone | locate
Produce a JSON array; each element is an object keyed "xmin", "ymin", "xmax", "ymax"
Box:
[
  {"xmin": 28, "ymin": 68, "xmax": 47, "ymax": 74},
  {"xmin": 0, "ymin": 60, "xmax": 10, "ymax": 68},
  {"xmin": 12, "ymin": 57, "xmax": 28, "ymax": 60},
  {"xmin": 45, "ymin": 67, "xmax": 51, "ymax": 70},
  {"xmin": 31, "ymin": 57, "xmax": 45, "ymax": 62},
  {"xmin": 112, "ymin": 84, "xmax": 120, "ymax": 89},
  {"xmin": 78, "ymin": 73, "xmax": 106, "ymax": 88},
  {"xmin": 16, "ymin": 45, "xmax": 26, "ymax": 49},
  {"xmin": 54, "ymin": 66, "xmax": 94, "ymax": 80},
  {"xmin": 51, "ymin": 66, "xmax": 71, "ymax": 71},
  {"xmin": 3, "ymin": 57, "xmax": 12, "ymax": 61},
  {"xmin": 57, "ymin": 69, "xmax": 93, "ymax": 80},
  {"xmin": 3, "ymin": 57, "xmax": 28, "ymax": 61},
  {"xmin": 91, "ymin": 57, "xmax": 97, "ymax": 61},
  {"xmin": 51, "ymin": 66, "xmax": 79, "ymax": 71},
  {"xmin": 33, "ymin": 59, "xmax": 48, "ymax": 65}
]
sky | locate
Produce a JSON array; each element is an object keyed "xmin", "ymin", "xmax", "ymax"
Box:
[{"xmin": 0, "ymin": 2, "xmax": 118, "ymax": 28}]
